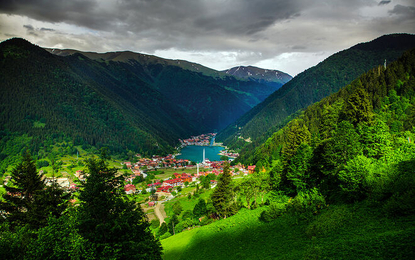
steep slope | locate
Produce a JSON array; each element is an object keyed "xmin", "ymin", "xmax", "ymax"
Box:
[
  {"xmin": 0, "ymin": 38, "xmax": 196, "ymax": 159},
  {"xmin": 217, "ymin": 33, "xmax": 415, "ymax": 150},
  {"xmin": 222, "ymin": 65, "xmax": 292, "ymax": 90},
  {"xmin": 161, "ymin": 47, "xmax": 415, "ymax": 260},
  {"xmin": 46, "ymin": 49, "xmax": 290, "ymax": 132}
]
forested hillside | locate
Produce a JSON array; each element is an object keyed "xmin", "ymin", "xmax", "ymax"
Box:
[
  {"xmin": 0, "ymin": 38, "xmax": 196, "ymax": 172},
  {"xmin": 47, "ymin": 48, "xmax": 291, "ymax": 132},
  {"xmin": 161, "ymin": 45, "xmax": 415, "ymax": 260},
  {"xmin": 0, "ymin": 38, "xmax": 290, "ymax": 174},
  {"xmin": 245, "ymin": 47, "xmax": 415, "ymax": 204},
  {"xmin": 218, "ymin": 34, "xmax": 415, "ymax": 156}
]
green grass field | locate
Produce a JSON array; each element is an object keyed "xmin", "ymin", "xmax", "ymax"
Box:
[{"xmin": 161, "ymin": 202, "xmax": 415, "ymax": 260}]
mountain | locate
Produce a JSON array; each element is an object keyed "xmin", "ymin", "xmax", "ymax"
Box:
[
  {"xmin": 0, "ymin": 38, "xmax": 196, "ymax": 159},
  {"xmin": 0, "ymin": 38, "xmax": 291, "ymax": 171},
  {"xmin": 217, "ymin": 33, "xmax": 415, "ymax": 156},
  {"xmin": 222, "ymin": 66, "xmax": 292, "ymax": 90},
  {"xmin": 160, "ymin": 45, "xmax": 415, "ymax": 260},
  {"xmin": 45, "ymin": 49, "xmax": 290, "ymax": 132}
]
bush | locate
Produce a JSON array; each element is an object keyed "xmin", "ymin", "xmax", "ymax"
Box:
[
  {"xmin": 159, "ymin": 232, "xmax": 172, "ymax": 240},
  {"xmin": 287, "ymin": 188, "xmax": 326, "ymax": 220},
  {"xmin": 260, "ymin": 202, "xmax": 287, "ymax": 222},
  {"xmin": 337, "ymin": 155, "xmax": 373, "ymax": 201},
  {"xmin": 36, "ymin": 159, "xmax": 49, "ymax": 168}
]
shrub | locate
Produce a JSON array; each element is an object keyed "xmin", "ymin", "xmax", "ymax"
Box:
[
  {"xmin": 287, "ymin": 188, "xmax": 326, "ymax": 220},
  {"xmin": 159, "ymin": 232, "xmax": 172, "ymax": 240},
  {"xmin": 260, "ymin": 202, "xmax": 287, "ymax": 222},
  {"xmin": 337, "ymin": 155, "xmax": 373, "ymax": 201}
]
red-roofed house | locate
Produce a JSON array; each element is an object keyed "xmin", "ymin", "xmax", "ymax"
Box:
[
  {"xmin": 157, "ymin": 185, "xmax": 173, "ymax": 193},
  {"xmin": 124, "ymin": 184, "xmax": 136, "ymax": 194},
  {"xmin": 248, "ymin": 165, "xmax": 256, "ymax": 174},
  {"xmin": 163, "ymin": 178, "xmax": 182, "ymax": 187},
  {"xmin": 147, "ymin": 182, "xmax": 162, "ymax": 187}
]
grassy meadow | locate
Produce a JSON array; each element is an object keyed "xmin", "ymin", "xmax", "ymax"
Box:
[{"xmin": 161, "ymin": 202, "xmax": 415, "ymax": 260}]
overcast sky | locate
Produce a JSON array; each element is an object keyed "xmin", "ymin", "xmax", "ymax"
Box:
[{"xmin": 1, "ymin": 0, "xmax": 414, "ymax": 76}]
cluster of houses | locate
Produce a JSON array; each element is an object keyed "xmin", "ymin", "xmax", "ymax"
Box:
[
  {"xmin": 219, "ymin": 150, "xmax": 240, "ymax": 159},
  {"xmin": 179, "ymin": 133, "xmax": 216, "ymax": 147},
  {"xmin": 139, "ymin": 163, "xmax": 257, "ymax": 195},
  {"xmin": 124, "ymin": 155, "xmax": 191, "ymax": 172}
]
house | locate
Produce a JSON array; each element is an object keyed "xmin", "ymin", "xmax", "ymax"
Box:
[
  {"xmin": 163, "ymin": 178, "xmax": 182, "ymax": 187},
  {"xmin": 148, "ymin": 201, "xmax": 155, "ymax": 207},
  {"xmin": 157, "ymin": 185, "xmax": 173, "ymax": 193},
  {"xmin": 248, "ymin": 165, "xmax": 256, "ymax": 174},
  {"xmin": 124, "ymin": 162, "xmax": 132, "ymax": 169},
  {"xmin": 124, "ymin": 184, "xmax": 136, "ymax": 195},
  {"xmin": 69, "ymin": 183, "xmax": 79, "ymax": 190},
  {"xmin": 147, "ymin": 182, "xmax": 162, "ymax": 187},
  {"xmin": 180, "ymin": 173, "xmax": 193, "ymax": 183}
]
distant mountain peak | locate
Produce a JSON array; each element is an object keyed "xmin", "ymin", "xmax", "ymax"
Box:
[{"xmin": 222, "ymin": 66, "xmax": 292, "ymax": 85}]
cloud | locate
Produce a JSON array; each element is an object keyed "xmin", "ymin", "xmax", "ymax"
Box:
[
  {"xmin": 379, "ymin": 0, "xmax": 391, "ymax": 5},
  {"xmin": 0, "ymin": 0, "xmax": 414, "ymax": 76},
  {"xmin": 23, "ymin": 24, "xmax": 34, "ymax": 31},
  {"xmin": 389, "ymin": 4, "xmax": 415, "ymax": 18},
  {"xmin": 40, "ymin": 27, "xmax": 55, "ymax": 32}
]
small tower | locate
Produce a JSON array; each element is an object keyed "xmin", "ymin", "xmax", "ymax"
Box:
[
  {"xmin": 384, "ymin": 59, "xmax": 387, "ymax": 69},
  {"xmin": 203, "ymin": 148, "xmax": 206, "ymax": 163}
]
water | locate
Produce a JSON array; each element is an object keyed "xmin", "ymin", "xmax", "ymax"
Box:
[{"xmin": 176, "ymin": 145, "xmax": 224, "ymax": 163}]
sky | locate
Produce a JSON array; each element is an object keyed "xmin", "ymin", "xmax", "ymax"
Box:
[{"xmin": 0, "ymin": 0, "xmax": 414, "ymax": 76}]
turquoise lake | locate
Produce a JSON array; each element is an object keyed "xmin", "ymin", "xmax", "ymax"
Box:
[{"xmin": 176, "ymin": 146, "xmax": 224, "ymax": 162}]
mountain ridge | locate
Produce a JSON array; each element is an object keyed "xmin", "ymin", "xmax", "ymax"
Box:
[{"xmin": 217, "ymin": 33, "xmax": 415, "ymax": 159}]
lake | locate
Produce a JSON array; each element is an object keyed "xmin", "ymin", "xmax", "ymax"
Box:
[{"xmin": 176, "ymin": 146, "xmax": 224, "ymax": 162}]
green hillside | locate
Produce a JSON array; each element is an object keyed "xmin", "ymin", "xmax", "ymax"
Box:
[
  {"xmin": 0, "ymin": 38, "xmax": 196, "ymax": 172},
  {"xmin": 217, "ymin": 34, "xmax": 415, "ymax": 156},
  {"xmin": 47, "ymin": 47, "xmax": 291, "ymax": 132},
  {"xmin": 162, "ymin": 205, "xmax": 415, "ymax": 260},
  {"xmin": 161, "ymin": 45, "xmax": 415, "ymax": 260},
  {"xmin": 0, "ymin": 38, "xmax": 290, "ymax": 173}
]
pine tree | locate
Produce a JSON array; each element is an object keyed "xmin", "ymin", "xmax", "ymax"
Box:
[
  {"xmin": 211, "ymin": 163, "xmax": 236, "ymax": 218},
  {"xmin": 76, "ymin": 149, "xmax": 162, "ymax": 259},
  {"xmin": 0, "ymin": 151, "xmax": 47, "ymax": 229}
]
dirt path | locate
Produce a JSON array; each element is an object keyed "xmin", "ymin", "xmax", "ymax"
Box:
[{"xmin": 155, "ymin": 202, "xmax": 166, "ymax": 226}]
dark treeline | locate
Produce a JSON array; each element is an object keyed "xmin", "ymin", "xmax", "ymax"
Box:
[
  {"xmin": 0, "ymin": 150, "xmax": 162, "ymax": 259},
  {"xmin": 237, "ymin": 48, "xmax": 415, "ymax": 218},
  {"xmin": 218, "ymin": 34, "xmax": 415, "ymax": 157}
]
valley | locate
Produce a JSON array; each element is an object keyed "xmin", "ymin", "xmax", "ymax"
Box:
[{"xmin": 1, "ymin": 33, "xmax": 415, "ymax": 260}]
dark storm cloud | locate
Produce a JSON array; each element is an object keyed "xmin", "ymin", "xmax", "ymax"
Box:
[
  {"xmin": 23, "ymin": 24, "xmax": 34, "ymax": 31},
  {"xmin": 379, "ymin": 0, "xmax": 391, "ymax": 5},
  {"xmin": 389, "ymin": 4, "xmax": 415, "ymax": 18},
  {"xmin": 1, "ymin": 0, "xmax": 414, "ymax": 76},
  {"xmin": 0, "ymin": 0, "xmax": 112, "ymax": 30},
  {"xmin": 0, "ymin": 0, "xmax": 302, "ymax": 36},
  {"xmin": 40, "ymin": 27, "xmax": 55, "ymax": 32}
]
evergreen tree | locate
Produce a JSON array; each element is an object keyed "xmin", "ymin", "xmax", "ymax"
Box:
[
  {"xmin": 0, "ymin": 151, "xmax": 47, "ymax": 229},
  {"xmin": 76, "ymin": 149, "xmax": 162, "ymax": 259},
  {"xmin": 211, "ymin": 163, "xmax": 236, "ymax": 218},
  {"xmin": 193, "ymin": 199, "xmax": 208, "ymax": 218}
]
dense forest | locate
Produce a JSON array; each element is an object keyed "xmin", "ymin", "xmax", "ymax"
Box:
[
  {"xmin": 0, "ymin": 150, "xmax": 162, "ymax": 259},
  {"xmin": 0, "ymin": 38, "xmax": 287, "ymax": 174},
  {"xmin": 242, "ymin": 47, "xmax": 415, "ymax": 209},
  {"xmin": 48, "ymin": 46, "xmax": 291, "ymax": 132},
  {"xmin": 218, "ymin": 34, "xmax": 415, "ymax": 158},
  {"xmin": 159, "ymin": 46, "xmax": 415, "ymax": 260}
]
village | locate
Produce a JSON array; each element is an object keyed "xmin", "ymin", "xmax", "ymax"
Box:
[
  {"xmin": 1, "ymin": 133, "xmax": 252, "ymax": 201},
  {"xmin": 121, "ymin": 153, "xmax": 256, "ymax": 195},
  {"xmin": 179, "ymin": 133, "xmax": 217, "ymax": 147}
]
